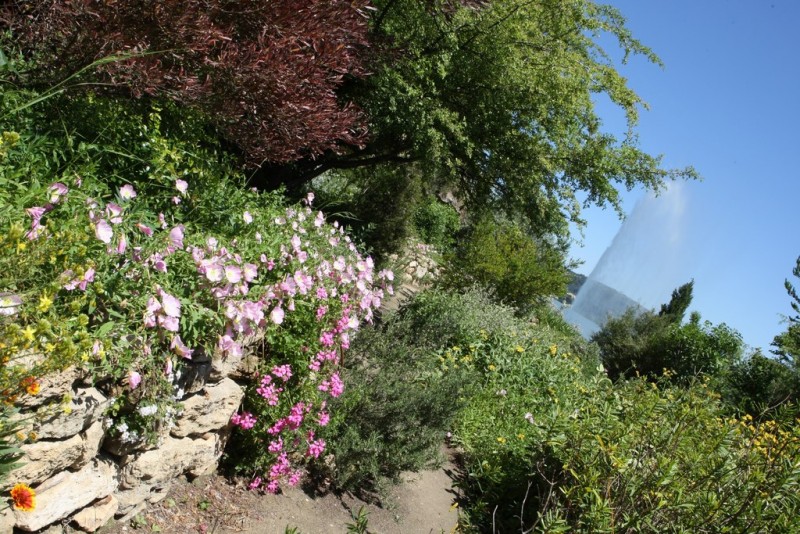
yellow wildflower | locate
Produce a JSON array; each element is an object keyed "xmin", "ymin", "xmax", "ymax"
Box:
[{"xmin": 21, "ymin": 325, "xmax": 36, "ymax": 343}]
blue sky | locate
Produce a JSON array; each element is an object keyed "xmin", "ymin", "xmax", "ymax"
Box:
[{"xmin": 570, "ymin": 0, "xmax": 800, "ymax": 352}]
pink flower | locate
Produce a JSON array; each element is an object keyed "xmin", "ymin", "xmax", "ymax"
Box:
[
  {"xmin": 168, "ymin": 226, "xmax": 184, "ymax": 251},
  {"xmin": 243, "ymin": 264, "xmax": 258, "ymax": 283},
  {"xmin": 106, "ymin": 203, "xmax": 123, "ymax": 224},
  {"xmin": 318, "ymin": 412, "xmax": 330, "ymax": 426},
  {"xmin": 95, "ymin": 219, "xmax": 113, "ymax": 244},
  {"xmin": 78, "ymin": 268, "xmax": 95, "ymax": 291},
  {"xmin": 218, "ymin": 335, "xmax": 243, "ymax": 358},
  {"xmin": 270, "ymin": 306, "xmax": 284, "ymax": 325},
  {"xmin": 48, "ymin": 182, "xmax": 68, "ymax": 204},
  {"xmin": 159, "ymin": 289, "xmax": 181, "ymax": 318},
  {"xmin": 128, "ymin": 371, "xmax": 142, "ymax": 390},
  {"xmin": 170, "ymin": 335, "xmax": 193, "ymax": 359},
  {"xmin": 136, "ymin": 223, "xmax": 153, "ymax": 237},
  {"xmin": 202, "ymin": 261, "xmax": 224, "ymax": 283},
  {"xmin": 243, "ymin": 211, "xmax": 253, "ymax": 224},
  {"xmin": 115, "ymin": 233, "xmax": 127, "ymax": 254},
  {"xmin": 224, "ymin": 265, "xmax": 243, "ymax": 284},
  {"xmin": 175, "ymin": 179, "xmax": 188, "ymax": 194},
  {"xmin": 119, "ymin": 184, "xmax": 137, "ymax": 200},
  {"xmin": 248, "ymin": 477, "xmax": 262, "ymax": 490},
  {"xmin": 268, "ymin": 438, "xmax": 284, "ymax": 453},
  {"xmin": 158, "ymin": 315, "xmax": 180, "ymax": 332}
]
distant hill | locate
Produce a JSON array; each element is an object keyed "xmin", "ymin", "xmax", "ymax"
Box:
[{"xmin": 560, "ymin": 271, "xmax": 645, "ymax": 337}]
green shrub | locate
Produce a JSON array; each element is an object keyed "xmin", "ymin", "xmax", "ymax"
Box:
[
  {"xmin": 594, "ymin": 309, "xmax": 744, "ymax": 384},
  {"xmin": 455, "ymin": 330, "xmax": 800, "ymax": 533},
  {"xmin": 412, "ymin": 195, "xmax": 460, "ymax": 253},
  {"xmin": 723, "ymin": 352, "xmax": 796, "ymax": 416},
  {"xmin": 441, "ymin": 217, "xmax": 570, "ymax": 312},
  {"xmin": 317, "ymin": 315, "xmax": 478, "ymax": 497}
]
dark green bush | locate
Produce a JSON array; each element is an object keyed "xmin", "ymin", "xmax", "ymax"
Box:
[
  {"xmin": 412, "ymin": 195, "xmax": 460, "ymax": 253},
  {"xmin": 594, "ymin": 309, "xmax": 744, "ymax": 384},
  {"xmin": 318, "ymin": 309, "xmax": 479, "ymax": 496},
  {"xmin": 723, "ymin": 352, "xmax": 796, "ymax": 415}
]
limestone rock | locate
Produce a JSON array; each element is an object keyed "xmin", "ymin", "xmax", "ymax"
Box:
[
  {"xmin": 77, "ymin": 420, "xmax": 106, "ymax": 466},
  {"xmin": 119, "ymin": 434, "xmax": 217, "ymax": 489},
  {"xmin": 171, "ymin": 378, "xmax": 243, "ymax": 438},
  {"xmin": 3, "ymin": 434, "xmax": 84, "ymax": 492},
  {"xmin": 33, "ymin": 387, "xmax": 109, "ymax": 440},
  {"xmin": 13, "ymin": 458, "xmax": 118, "ymax": 532},
  {"xmin": 72, "ymin": 495, "xmax": 118, "ymax": 532}
]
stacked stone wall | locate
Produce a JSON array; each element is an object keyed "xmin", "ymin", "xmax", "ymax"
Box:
[{"xmin": 1, "ymin": 349, "xmax": 255, "ymax": 533}]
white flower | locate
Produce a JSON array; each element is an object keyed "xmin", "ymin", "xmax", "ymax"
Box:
[{"xmin": 137, "ymin": 404, "xmax": 158, "ymax": 417}]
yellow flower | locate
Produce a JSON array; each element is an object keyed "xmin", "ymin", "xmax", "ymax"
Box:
[
  {"xmin": 10, "ymin": 483, "xmax": 36, "ymax": 512},
  {"xmin": 37, "ymin": 294, "xmax": 53, "ymax": 313},
  {"xmin": 487, "ymin": 364, "xmax": 496, "ymax": 372},
  {"xmin": 496, "ymin": 437, "xmax": 506, "ymax": 444},
  {"xmin": 549, "ymin": 345, "xmax": 558, "ymax": 356},
  {"xmin": 515, "ymin": 345, "xmax": 524, "ymax": 353},
  {"xmin": 517, "ymin": 433, "xmax": 525, "ymax": 440},
  {"xmin": 21, "ymin": 325, "xmax": 36, "ymax": 343}
]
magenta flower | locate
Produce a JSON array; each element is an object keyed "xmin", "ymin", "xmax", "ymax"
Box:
[
  {"xmin": 119, "ymin": 184, "xmax": 137, "ymax": 200},
  {"xmin": 306, "ymin": 438, "xmax": 326, "ymax": 459},
  {"xmin": 272, "ymin": 364, "xmax": 293, "ymax": 382}
]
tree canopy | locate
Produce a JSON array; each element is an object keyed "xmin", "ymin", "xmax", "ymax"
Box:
[
  {"xmin": 273, "ymin": 0, "xmax": 698, "ymax": 238},
  {"xmin": 4, "ymin": 0, "xmax": 698, "ymax": 243}
]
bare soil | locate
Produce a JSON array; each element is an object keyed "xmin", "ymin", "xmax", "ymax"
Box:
[{"xmin": 99, "ymin": 453, "xmax": 461, "ymax": 534}]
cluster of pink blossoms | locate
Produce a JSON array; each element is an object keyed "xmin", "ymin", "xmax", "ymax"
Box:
[{"xmin": 23, "ymin": 181, "xmax": 392, "ymax": 493}]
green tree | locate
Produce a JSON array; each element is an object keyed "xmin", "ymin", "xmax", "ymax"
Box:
[
  {"xmin": 442, "ymin": 216, "xmax": 571, "ymax": 311},
  {"xmin": 658, "ymin": 279, "xmax": 694, "ymax": 323},
  {"xmin": 770, "ymin": 256, "xmax": 800, "ymax": 400},
  {"xmin": 594, "ymin": 283, "xmax": 743, "ymax": 382},
  {"xmin": 260, "ymin": 0, "xmax": 698, "ymax": 242}
]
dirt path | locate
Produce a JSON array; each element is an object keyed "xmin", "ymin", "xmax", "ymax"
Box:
[{"xmin": 103, "ymin": 454, "xmax": 460, "ymax": 534}]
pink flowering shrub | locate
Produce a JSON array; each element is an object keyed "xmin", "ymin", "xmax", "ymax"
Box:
[{"xmin": 0, "ymin": 95, "xmax": 391, "ymax": 485}]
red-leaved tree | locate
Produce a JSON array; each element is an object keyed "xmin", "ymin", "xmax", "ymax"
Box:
[{"xmin": 2, "ymin": 0, "xmax": 371, "ymax": 164}]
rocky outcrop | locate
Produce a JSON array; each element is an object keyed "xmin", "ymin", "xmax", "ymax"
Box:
[{"xmin": 5, "ymin": 353, "xmax": 251, "ymax": 532}]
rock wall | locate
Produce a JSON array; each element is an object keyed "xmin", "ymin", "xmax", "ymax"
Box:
[
  {"xmin": 380, "ymin": 241, "xmax": 441, "ymax": 314},
  {"xmin": 1, "ymin": 349, "xmax": 254, "ymax": 533}
]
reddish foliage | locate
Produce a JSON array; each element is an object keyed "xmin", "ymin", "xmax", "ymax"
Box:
[{"xmin": 3, "ymin": 0, "xmax": 371, "ymax": 165}]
